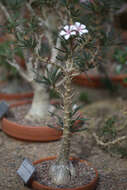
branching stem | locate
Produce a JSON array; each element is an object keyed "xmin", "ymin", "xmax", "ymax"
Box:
[{"xmin": 93, "ymin": 132, "xmax": 127, "ymax": 147}]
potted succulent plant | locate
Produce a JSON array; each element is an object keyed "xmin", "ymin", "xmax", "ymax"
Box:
[
  {"xmin": 30, "ymin": 0, "xmax": 99, "ymax": 189},
  {"xmin": 0, "ymin": 0, "xmax": 67, "ymax": 141}
]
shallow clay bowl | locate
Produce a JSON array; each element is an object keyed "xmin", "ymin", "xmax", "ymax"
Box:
[
  {"xmin": 2, "ymin": 100, "xmax": 62, "ymax": 142},
  {"xmin": 32, "ymin": 156, "xmax": 98, "ymax": 190}
]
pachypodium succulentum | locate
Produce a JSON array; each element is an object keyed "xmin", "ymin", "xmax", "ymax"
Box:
[
  {"xmin": 0, "ymin": 0, "xmax": 126, "ymax": 186},
  {"xmin": 37, "ymin": 0, "xmax": 126, "ymax": 185},
  {"xmin": 36, "ymin": 0, "xmax": 99, "ymax": 186}
]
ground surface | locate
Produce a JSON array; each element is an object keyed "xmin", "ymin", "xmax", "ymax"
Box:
[{"xmin": 0, "ymin": 85, "xmax": 127, "ymax": 190}]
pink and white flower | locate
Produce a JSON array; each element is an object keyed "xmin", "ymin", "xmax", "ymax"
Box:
[
  {"xmin": 59, "ymin": 25, "xmax": 76, "ymax": 40},
  {"xmin": 73, "ymin": 22, "xmax": 88, "ymax": 36}
]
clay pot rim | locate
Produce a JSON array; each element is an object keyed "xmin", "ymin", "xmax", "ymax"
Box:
[
  {"xmin": 9, "ymin": 99, "xmax": 32, "ymax": 108},
  {"xmin": 2, "ymin": 117, "xmax": 57, "ymax": 129},
  {"xmin": 4, "ymin": 100, "xmax": 62, "ymax": 128},
  {"xmin": 73, "ymin": 73, "xmax": 127, "ymax": 88},
  {"xmin": 0, "ymin": 92, "xmax": 33, "ymax": 100},
  {"xmin": 2, "ymin": 100, "xmax": 62, "ymax": 141},
  {"xmin": 74, "ymin": 73, "xmax": 127, "ymax": 78},
  {"xmin": 0, "ymin": 81, "xmax": 33, "ymax": 100},
  {"xmin": 32, "ymin": 156, "xmax": 98, "ymax": 190},
  {"xmin": 7, "ymin": 100, "xmax": 82, "ymax": 128}
]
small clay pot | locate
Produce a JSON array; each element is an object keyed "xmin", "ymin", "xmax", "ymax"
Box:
[
  {"xmin": 32, "ymin": 156, "xmax": 98, "ymax": 190},
  {"xmin": 73, "ymin": 74, "xmax": 127, "ymax": 88},
  {"xmin": 2, "ymin": 100, "xmax": 62, "ymax": 142}
]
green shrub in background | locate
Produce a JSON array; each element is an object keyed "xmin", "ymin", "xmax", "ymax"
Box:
[{"xmin": 113, "ymin": 47, "xmax": 127, "ymax": 74}]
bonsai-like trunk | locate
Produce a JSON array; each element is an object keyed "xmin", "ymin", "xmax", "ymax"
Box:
[
  {"xmin": 49, "ymin": 73, "xmax": 76, "ymax": 185},
  {"xmin": 25, "ymin": 81, "xmax": 50, "ymax": 122}
]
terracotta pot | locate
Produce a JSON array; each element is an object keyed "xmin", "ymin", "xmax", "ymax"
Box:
[
  {"xmin": 2, "ymin": 100, "xmax": 62, "ymax": 142},
  {"xmin": 0, "ymin": 91, "xmax": 33, "ymax": 101},
  {"xmin": 32, "ymin": 156, "xmax": 98, "ymax": 190},
  {"xmin": 0, "ymin": 80, "xmax": 33, "ymax": 100},
  {"xmin": 73, "ymin": 74, "xmax": 127, "ymax": 88},
  {"xmin": 2, "ymin": 100, "xmax": 83, "ymax": 141}
]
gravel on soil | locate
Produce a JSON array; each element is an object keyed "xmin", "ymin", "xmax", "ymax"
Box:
[
  {"xmin": 7, "ymin": 104, "xmax": 59, "ymax": 127},
  {"xmin": 34, "ymin": 159, "xmax": 96, "ymax": 189},
  {"xmin": 1, "ymin": 128, "xmax": 127, "ymax": 190},
  {"xmin": 1, "ymin": 89, "xmax": 127, "ymax": 190}
]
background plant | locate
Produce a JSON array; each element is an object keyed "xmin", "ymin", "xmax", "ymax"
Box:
[
  {"xmin": 0, "ymin": 0, "xmax": 69, "ymax": 121},
  {"xmin": 113, "ymin": 47, "xmax": 127, "ymax": 74},
  {"xmin": 0, "ymin": 40, "xmax": 23, "ymax": 80}
]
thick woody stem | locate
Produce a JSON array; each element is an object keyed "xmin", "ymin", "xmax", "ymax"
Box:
[
  {"xmin": 50, "ymin": 37, "xmax": 61, "ymax": 63},
  {"xmin": 49, "ymin": 60, "xmax": 76, "ymax": 185},
  {"xmin": 57, "ymin": 74, "xmax": 72, "ymax": 163},
  {"xmin": 57, "ymin": 59, "xmax": 74, "ymax": 162},
  {"xmin": 34, "ymin": 34, "xmax": 44, "ymax": 71},
  {"xmin": 7, "ymin": 59, "xmax": 30, "ymax": 82},
  {"xmin": 25, "ymin": 81, "xmax": 50, "ymax": 121},
  {"xmin": 35, "ymin": 34, "xmax": 44, "ymax": 56},
  {"xmin": 22, "ymin": 49, "xmax": 35, "ymax": 80}
]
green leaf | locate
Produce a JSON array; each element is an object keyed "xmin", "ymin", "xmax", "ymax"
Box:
[
  {"xmin": 123, "ymin": 78, "xmax": 127, "ymax": 83},
  {"xmin": 47, "ymin": 124, "xmax": 62, "ymax": 131},
  {"xmin": 48, "ymin": 111, "xmax": 64, "ymax": 129}
]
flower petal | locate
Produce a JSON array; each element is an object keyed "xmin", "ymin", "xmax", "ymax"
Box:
[
  {"xmin": 79, "ymin": 29, "xmax": 88, "ymax": 36},
  {"xmin": 60, "ymin": 30, "xmax": 67, "ymax": 36},
  {"xmin": 80, "ymin": 24, "xmax": 86, "ymax": 29},
  {"xmin": 64, "ymin": 34, "xmax": 70, "ymax": 40},
  {"xmin": 79, "ymin": 31, "xmax": 84, "ymax": 36},
  {"xmin": 71, "ymin": 31, "xmax": 76, "ymax": 35},
  {"xmin": 75, "ymin": 22, "xmax": 81, "ymax": 27},
  {"xmin": 64, "ymin": 25, "xmax": 69, "ymax": 31},
  {"xmin": 82, "ymin": 29, "xmax": 88, "ymax": 33}
]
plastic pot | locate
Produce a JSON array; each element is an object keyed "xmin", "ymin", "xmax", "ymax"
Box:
[{"xmin": 32, "ymin": 156, "xmax": 98, "ymax": 190}]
